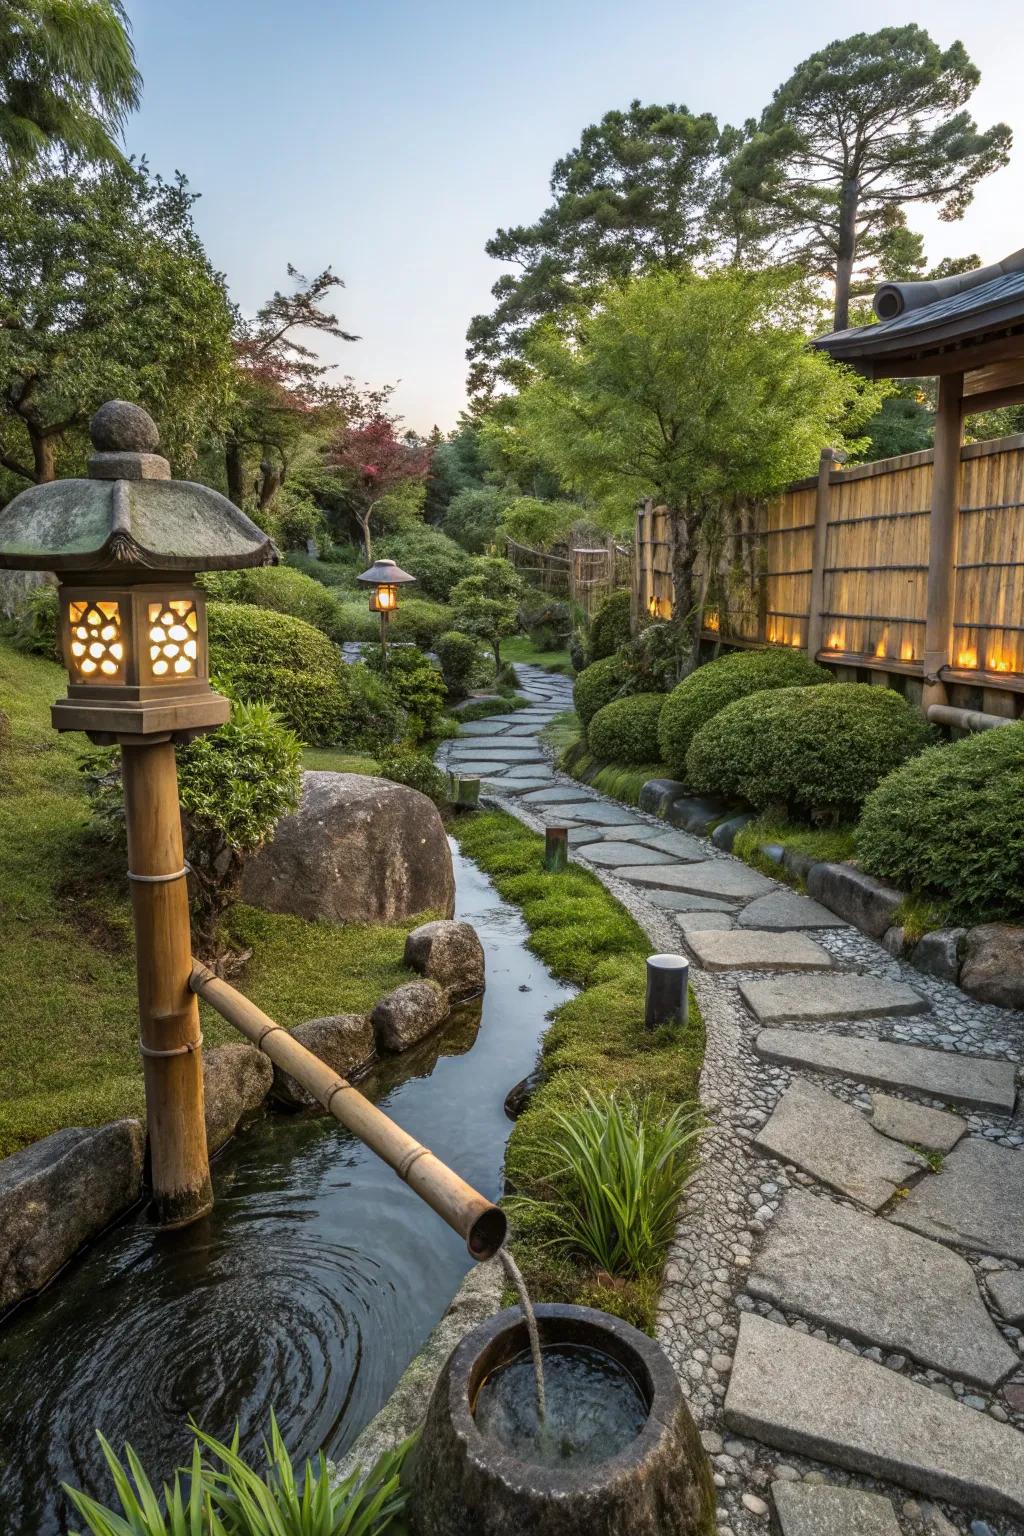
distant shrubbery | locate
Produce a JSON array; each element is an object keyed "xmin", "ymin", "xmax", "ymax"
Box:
[
  {"xmin": 201, "ymin": 566, "xmax": 340, "ymax": 636},
  {"xmin": 574, "ymin": 655, "xmax": 629, "ymax": 729},
  {"xmin": 588, "ymin": 692, "xmax": 666, "ymax": 764},
  {"xmin": 378, "ymin": 525, "xmax": 471, "ymax": 600},
  {"xmin": 435, "ymin": 630, "xmax": 480, "ymax": 700}
]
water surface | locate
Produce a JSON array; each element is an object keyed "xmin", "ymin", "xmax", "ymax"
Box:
[{"xmin": 474, "ymin": 1344, "xmax": 648, "ymax": 1468}]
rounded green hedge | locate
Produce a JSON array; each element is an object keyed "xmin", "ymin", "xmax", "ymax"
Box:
[
  {"xmin": 658, "ymin": 648, "xmax": 831, "ymax": 777},
  {"xmin": 574, "ymin": 656, "xmax": 628, "ymax": 730},
  {"xmin": 588, "ymin": 693, "xmax": 666, "ymax": 765},
  {"xmin": 201, "ymin": 566, "xmax": 340, "ymax": 637},
  {"xmin": 589, "ymin": 590, "xmax": 632, "ymax": 662},
  {"xmin": 856, "ymin": 724, "xmax": 1024, "ymax": 923},
  {"xmin": 435, "ymin": 630, "xmax": 480, "ymax": 700},
  {"xmin": 686, "ymin": 683, "xmax": 930, "ymax": 821}
]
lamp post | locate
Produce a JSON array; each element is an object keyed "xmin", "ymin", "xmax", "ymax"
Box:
[
  {"xmin": 0, "ymin": 400, "xmax": 276, "ymax": 1228},
  {"xmin": 357, "ymin": 556, "xmax": 415, "ymax": 668}
]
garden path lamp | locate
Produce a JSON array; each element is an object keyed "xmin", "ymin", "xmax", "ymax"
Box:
[
  {"xmin": 0, "ymin": 401, "xmax": 276, "ymax": 1228},
  {"xmin": 357, "ymin": 556, "xmax": 415, "ymax": 667}
]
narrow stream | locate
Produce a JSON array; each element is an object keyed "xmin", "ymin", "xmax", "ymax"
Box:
[{"xmin": 0, "ymin": 844, "xmax": 572, "ymax": 1535}]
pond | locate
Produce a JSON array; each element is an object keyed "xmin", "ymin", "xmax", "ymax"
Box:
[{"xmin": 0, "ymin": 843, "xmax": 572, "ymax": 1535}]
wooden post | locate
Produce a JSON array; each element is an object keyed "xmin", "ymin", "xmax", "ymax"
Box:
[
  {"xmin": 122, "ymin": 740, "xmax": 212, "ymax": 1228},
  {"xmin": 379, "ymin": 608, "xmax": 389, "ymax": 668},
  {"xmin": 806, "ymin": 448, "xmax": 835, "ymax": 660},
  {"xmin": 448, "ymin": 772, "xmax": 481, "ymax": 810},
  {"xmin": 922, "ymin": 373, "xmax": 965, "ymax": 711},
  {"xmin": 544, "ymin": 825, "xmax": 568, "ymax": 873}
]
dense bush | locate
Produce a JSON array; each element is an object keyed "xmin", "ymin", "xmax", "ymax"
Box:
[
  {"xmin": 377, "ymin": 524, "xmax": 471, "ymax": 600},
  {"xmin": 618, "ymin": 620, "xmax": 686, "ymax": 694},
  {"xmin": 366, "ymin": 646, "xmax": 446, "ymax": 742},
  {"xmin": 443, "ymin": 485, "xmax": 508, "ymax": 553},
  {"xmin": 284, "ymin": 549, "xmax": 358, "ymax": 587},
  {"xmin": 331, "ymin": 598, "xmax": 380, "ymax": 644},
  {"xmin": 686, "ymin": 683, "xmax": 930, "ymax": 821},
  {"xmin": 389, "ymin": 597, "xmax": 452, "ymax": 648},
  {"xmin": 658, "ymin": 647, "xmax": 831, "ymax": 776},
  {"xmin": 377, "ymin": 745, "xmax": 449, "ymax": 806},
  {"xmin": 588, "ymin": 692, "xmax": 666, "ymax": 763},
  {"xmin": 589, "ymin": 589, "xmax": 632, "ymax": 661},
  {"xmin": 520, "ymin": 595, "xmax": 571, "ymax": 652},
  {"xmin": 201, "ymin": 565, "xmax": 340, "ymax": 636},
  {"xmin": 573, "ymin": 655, "xmax": 628, "ymax": 729},
  {"xmin": 3, "ymin": 582, "xmax": 59, "ymax": 659},
  {"xmin": 856, "ymin": 724, "xmax": 1024, "ymax": 923},
  {"xmin": 435, "ymin": 629, "xmax": 480, "ymax": 700},
  {"xmin": 269, "ymin": 485, "xmax": 327, "ymax": 552},
  {"xmin": 501, "ymin": 495, "xmax": 580, "ymax": 550}
]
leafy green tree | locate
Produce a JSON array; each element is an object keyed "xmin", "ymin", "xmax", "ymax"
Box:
[
  {"xmin": 0, "ymin": 0, "xmax": 141, "ymax": 168},
  {"xmin": 732, "ymin": 26, "xmax": 1012, "ymax": 329},
  {"xmin": 501, "ymin": 495, "xmax": 581, "ymax": 551},
  {"xmin": 450, "ymin": 557, "xmax": 523, "ymax": 673},
  {"xmin": 515, "ymin": 267, "xmax": 881, "ymax": 662},
  {"xmin": 0, "ymin": 159, "xmax": 235, "ymax": 483},
  {"xmin": 443, "ymin": 485, "xmax": 508, "ymax": 553}
]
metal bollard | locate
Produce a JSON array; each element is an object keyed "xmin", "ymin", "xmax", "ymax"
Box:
[{"xmin": 645, "ymin": 952, "xmax": 689, "ymax": 1029}]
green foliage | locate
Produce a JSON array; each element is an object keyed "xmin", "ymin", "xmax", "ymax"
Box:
[
  {"xmin": 201, "ymin": 566, "xmax": 340, "ymax": 636},
  {"xmin": 284, "ymin": 550, "xmax": 360, "ymax": 588},
  {"xmin": 377, "ymin": 746, "xmax": 448, "ymax": 807},
  {"xmin": 435, "ymin": 629, "xmax": 480, "ymax": 701},
  {"xmin": 377, "ymin": 525, "xmax": 471, "ymax": 600},
  {"xmin": 519, "ymin": 594, "xmax": 571, "ymax": 652},
  {"xmin": 366, "ymin": 647, "xmax": 446, "ymax": 743},
  {"xmin": 658, "ymin": 648, "xmax": 830, "ymax": 776},
  {"xmin": 389, "ymin": 598, "xmax": 453, "ymax": 649},
  {"xmin": 687, "ymin": 683, "xmax": 930, "ymax": 821},
  {"xmin": 587, "ymin": 692, "xmax": 666, "ymax": 763},
  {"xmin": 573, "ymin": 655, "xmax": 628, "ymax": 729},
  {"xmin": 449, "ymin": 558, "xmax": 523, "ymax": 671},
  {"xmin": 454, "ymin": 694, "xmax": 529, "ymax": 722},
  {"xmin": 178, "ymin": 703, "xmax": 301, "ymax": 950},
  {"xmin": 2, "ymin": 581, "xmax": 59, "ymax": 659},
  {"xmin": 501, "ymin": 495, "xmax": 580, "ymax": 551},
  {"xmin": 856, "ymin": 724, "xmax": 1024, "ymax": 923},
  {"xmin": 331, "ymin": 601, "xmax": 380, "ymax": 644},
  {"xmin": 511, "ymin": 1091, "xmax": 701, "ymax": 1277},
  {"xmin": 618, "ymin": 621, "xmax": 687, "ymax": 693},
  {"xmin": 270, "ymin": 486, "xmax": 328, "ymax": 554},
  {"xmin": 732, "ymin": 814, "xmax": 857, "ymax": 885},
  {"xmin": 588, "ymin": 589, "xmax": 632, "ymax": 661},
  {"xmin": 442, "ymin": 485, "xmax": 508, "ymax": 553}
]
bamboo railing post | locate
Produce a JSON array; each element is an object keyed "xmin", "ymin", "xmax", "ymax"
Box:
[
  {"xmin": 806, "ymin": 448, "xmax": 836, "ymax": 660},
  {"xmin": 122, "ymin": 741, "xmax": 212, "ymax": 1228},
  {"xmin": 922, "ymin": 373, "xmax": 965, "ymax": 710}
]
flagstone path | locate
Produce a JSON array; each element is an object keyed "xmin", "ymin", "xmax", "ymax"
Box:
[{"xmin": 438, "ymin": 665, "xmax": 1024, "ymax": 1536}]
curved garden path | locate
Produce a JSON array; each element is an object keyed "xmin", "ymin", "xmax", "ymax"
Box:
[{"xmin": 437, "ymin": 664, "xmax": 1024, "ymax": 1536}]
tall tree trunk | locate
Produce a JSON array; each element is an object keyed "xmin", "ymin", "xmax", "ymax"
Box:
[
  {"xmin": 833, "ymin": 176, "xmax": 860, "ymax": 332},
  {"xmin": 258, "ymin": 459, "xmax": 282, "ymax": 510},
  {"xmin": 669, "ymin": 502, "xmax": 702, "ymax": 675},
  {"xmin": 357, "ymin": 509, "xmax": 373, "ymax": 562},
  {"xmin": 225, "ymin": 437, "xmax": 246, "ymax": 507},
  {"xmin": 29, "ymin": 427, "xmax": 56, "ymax": 484}
]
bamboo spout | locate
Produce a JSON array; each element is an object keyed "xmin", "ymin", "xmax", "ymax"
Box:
[{"xmin": 189, "ymin": 962, "xmax": 506, "ymax": 1261}]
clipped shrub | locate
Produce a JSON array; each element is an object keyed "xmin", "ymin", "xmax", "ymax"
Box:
[
  {"xmin": 378, "ymin": 745, "xmax": 449, "ymax": 806},
  {"xmin": 443, "ymin": 485, "xmax": 508, "ymax": 553},
  {"xmin": 620, "ymin": 620, "xmax": 687, "ymax": 694},
  {"xmin": 589, "ymin": 589, "xmax": 632, "ymax": 661},
  {"xmin": 588, "ymin": 692, "xmax": 666, "ymax": 764},
  {"xmin": 377, "ymin": 525, "xmax": 471, "ymax": 600},
  {"xmin": 284, "ymin": 549, "xmax": 357, "ymax": 587},
  {"xmin": 435, "ymin": 629, "xmax": 480, "ymax": 700},
  {"xmin": 573, "ymin": 655, "xmax": 628, "ymax": 729},
  {"xmin": 389, "ymin": 597, "xmax": 452, "ymax": 648},
  {"xmin": 331, "ymin": 599, "xmax": 380, "ymax": 644},
  {"xmin": 856, "ymin": 724, "xmax": 1024, "ymax": 923},
  {"xmin": 366, "ymin": 646, "xmax": 446, "ymax": 742},
  {"xmin": 686, "ymin": 683, "xmax": 930, "ymax": 821},
  {"xmin": 520, "ymin": 595, "xmax": 571, "ymax": 652},
  {"xmin": 658, "ymin": 647, "xmax": 831, "ymax": 776},
  {"xmin": 201, "ymin": 565, "xmax": 340, "ymax": 636}
]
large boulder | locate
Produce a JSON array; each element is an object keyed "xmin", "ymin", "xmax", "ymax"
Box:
[
  {"xmin": 272, "ymin": 1014, "xmax": 376, "ymax": 1107},
  {"xmin": 0, "ymin": 1120, "xmax": 144, "ymax": 1310},
  {"xmin": 404, "ymin": 920, "xmax": 485, "ymax": 1001},
  {"xmin": 960, "ymin": 925, "xmax": 1024, "ymax": 1010},
  {"xmin": 203, "ymin": 1043, "xmax": 273, "ymax": 1152},
  {"xmin": 241, "ymin": 771, "xmax": 455, "ymax": 924},
  {"xmin": 372, "ymin": 980, "xmax": 448, "ymax": 1053}
]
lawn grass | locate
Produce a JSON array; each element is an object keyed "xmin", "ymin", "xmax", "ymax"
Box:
[
  {"xmin": 0, "ymin": 641, "xmax": 421, "ymax": 1157},
  {"xmin": 733, "ymin": 814, "xmax": 857, "ymax": 886},
  {"xmin": 302, "ymin": 747, "xmax": 380, "ymax": 775},
  {"xmin": 502, "ymin": 635, "xmax": 573, "ymax": 674},
  {"xmin": 453, "ymin": 810, "xmax": 705, "ymax": 1331}
]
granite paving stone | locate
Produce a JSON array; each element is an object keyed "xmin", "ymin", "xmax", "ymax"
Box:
[
  {"xmin": 486, "ymin": 777, "xmax": 553, "ymax": 795},
  {"xmin": 742, "ymin": 972, "xmax": 927, "ymax": 1024},
  {"xmin": 548, "ymin": 802, "xmax": 643, "ymax": 825},
  {"xmin": 521, "ymin": 787, "xmax": 599, "ymax": 805},
  {"xmin": 567, "ymin": 824, "xmax": 666, "ymax": 846},
  {"xmin": 641, "ymin": 889, "xmax": 739, "ymax": 914},
  {"xmin": 748, "ymin": 1189, "xmax": 1018, "ymax": 1387},
  {"xmin": 450, "ymin": 761, "xmax": 514, "ymax": 776},
  {"xmin": 772, "ymin": 1482, "xmax": 902, "ymax": 1536},
  {"xmin": 456, "ymin": 719, "xmax": 516, "ymax": 735},
  {"xmin": 684, "ymin": 928, "xmax": 833, "ymax": 972},
  {"xmin": 869, "ymin": 1094, "xmax": 967, "ymax": 1153},
  {"xmin": 754, "ymin": 1078, "xmax": 926, "ymax": 1209},
  {"xmin": 642, "ymin": 829, "xmax": 708, "ymax": 860},
  {"xmin": 611, "ymin": 859, "xmax": 775, "ymax": 899},
  {"xmin": 754, "ymin": 1029, "xmax": 1017, "ymax": 1114},
  {"xmin": 577, "ymin": 841, "xmax": 680, "ymax": 868},
  {"xmin": 738, "ymin": 889, "xmax": 850, "ymax": 930},
  {"xmin": 888, "ymin": 1138, "xmax": 1024, "ymax": 1262},
  {"xmin": 725, "ymin": 1315, "xmax": 1024, "ymax": 1519},
  {"xmin": 676, "ymin": 912, "xmax": 736, "ymax": 935},
  {"xmin": 986, "ymin": 1270, "xmax": 1024, "ymax": 1325}
]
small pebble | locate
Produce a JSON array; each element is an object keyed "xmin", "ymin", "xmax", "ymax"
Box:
[{"xmin": 741, "ymin": 1493, "xmax": 769, "ymax": 1517}]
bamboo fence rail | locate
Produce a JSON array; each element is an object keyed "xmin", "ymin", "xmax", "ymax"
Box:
[{"xmin": 507, "ymin": 533, "xmax": 631, "ymax": 614}]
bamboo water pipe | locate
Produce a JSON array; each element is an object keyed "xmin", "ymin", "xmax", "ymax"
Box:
[{"xmin": 189, "ymin": 962, "xmax": 507, "ymax": 1261}]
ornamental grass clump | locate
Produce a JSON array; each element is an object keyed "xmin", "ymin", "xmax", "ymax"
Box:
[
  {"xmin": 513, "ymin": 1091, "xmax": 701, "ymax": 1278},
  {"xmin": 856, "ymin": 723, "xmax": 1024, "ymax": 924},
  {"xmin": 658, "ymin": 647, "xmax": 830, "ymax": 777},
  {"xmin": 587, "ymin": 692, "xmax": 666, "ymax": 764},
  {"xmin": 686, "ymin": 682, "xmax": 930, "ymax": 823}
]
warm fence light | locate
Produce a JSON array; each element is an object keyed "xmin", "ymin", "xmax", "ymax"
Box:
[
  {"xmin": 827, "ymin": 631, "xmax": 844, "ymax": 651},
  {"xmin": 704, "ymin": 608, "xmax": 720, "ymax": 633},
  {"xmin": 900, "ymin": 643, "xmax": 915, "ymax": 662},
  {"xmin": 988, "ymin": 653, "xmax": 1010, "ymax": 673},
  {"xmin": 957, "ymin": 648, "xmax": 978, "ymax": 669}
]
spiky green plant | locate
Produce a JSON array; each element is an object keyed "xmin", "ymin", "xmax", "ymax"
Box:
[
  {"xmin": 513, "ymin": 1090, "xmax": 702, "ymax": 1277},
  {"xmin": 63, "ymin": 1435, "xmax": 228, "ymax": 1536}
]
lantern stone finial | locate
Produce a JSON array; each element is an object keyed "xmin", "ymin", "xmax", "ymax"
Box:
[{"xmin": 89, "ymin": 400, "xmax": 169, "ymax": 482}]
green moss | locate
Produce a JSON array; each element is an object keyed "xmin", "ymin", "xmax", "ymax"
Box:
[
  {"xmin": 301, "ymin": 748, "xmax": 380, "ymax": 775},
  {"xmin": 454, "ymin": 812, "xmax": 705, "ymax": 1332},
  {"xmin": 553, "ymin": 727, "xmax": 668, "ymax": 810},
  {"xmin": 539, "ymin": 709, "xmax": 582, "ymax": 758},
  {"xmin": 733, "ymin": 815, "xmax": 857, "ymax": 886}
]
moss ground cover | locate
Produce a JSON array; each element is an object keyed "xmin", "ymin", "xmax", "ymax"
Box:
[
  {"xmin": 542, "ymin": 712, "xmax": 669, "ymax": 809},
  {"xmin": 732, "ymin": 815, "xmax": 857, "ymax": 885},
  {"xmin": 453, "ymin": 811, "xmax": 705, "ymax": 1331},
  {"xmin": 502, "ymin": 634, "xmax": 573, "ymax": 674},
  {"xmin": 0, "ymin": 641, "xmax": 421, "ymax": 1156}
]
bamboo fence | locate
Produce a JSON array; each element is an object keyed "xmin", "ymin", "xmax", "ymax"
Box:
[
  {"xmin": 507, "ymin": 534, "xmax": 631, "ymax": 615},
  {"xmin": 633, "ymin": 433, "xmax": 1024, "ymax": 714}
]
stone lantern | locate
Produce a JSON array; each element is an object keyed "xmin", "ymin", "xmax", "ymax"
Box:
[{"xmin": 0, "ymin": 401, "xmax": 276, "ymax": 1227}]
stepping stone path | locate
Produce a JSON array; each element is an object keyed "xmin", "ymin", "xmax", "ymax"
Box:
[
  {"xmin": 754, "ymin": 1079, "xmax": 927, "ymax": 1209},
  {"xmin": 438, "ymin": 663, "xmax": 1024, "ymax": 1529}
]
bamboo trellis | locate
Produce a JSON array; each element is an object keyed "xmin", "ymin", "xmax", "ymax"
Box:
[
  {"xmin": 633, "ymin": 433, "xmax": 1024, "ymax": 714},
  {"xmin": 507, "ymin": 534, "xmax": 631, "ymax": 614}
]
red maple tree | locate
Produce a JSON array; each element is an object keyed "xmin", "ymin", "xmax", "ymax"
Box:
[{"xmin": 329, "ymin": 407, "xmax": 432, "ymax": 559}]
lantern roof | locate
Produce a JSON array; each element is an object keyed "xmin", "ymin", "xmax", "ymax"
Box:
[
  {"xmin": 0, "ymin": 401, "xmax": 277, "ymax": 574},
  {"xmin": 357, "ymin": 557, "xmax": 416, "ymax": 586}
]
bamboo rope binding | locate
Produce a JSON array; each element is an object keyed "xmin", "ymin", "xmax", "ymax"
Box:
[{"xmin": 189, "ymin": 962, "xmax": 507, "ymax": 1261}]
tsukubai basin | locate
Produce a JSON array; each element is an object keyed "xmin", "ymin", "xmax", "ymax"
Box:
[{"xmin": 408, "ymin": 1304, "xmax": 716, "ymax": 1536}]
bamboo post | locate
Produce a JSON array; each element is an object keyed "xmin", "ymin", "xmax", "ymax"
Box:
[
  {"xmin": 922, "ymin": 373, "xmax": 965, "ymax": 710},
  {"xmin": 122, "ymin": 741, "xmax": 212, "ymax": 1228},
  {"xmin": 544, "ymin": 825, "xmax": 569, "ymax": 872},
  {"xmin": 448, "ymin": 772, "xmax": 481, "ymax": 810},
  {"xmin": 190, "ymin": 963, "xmax": 506, "ymax": 1259},
  {"xmin": 806, "ymin": 448, "xmax": 835, "ymax": 660}
]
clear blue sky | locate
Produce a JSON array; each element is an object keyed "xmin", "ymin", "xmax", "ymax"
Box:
[{"xmin": 125, "ymin": 0, "xmax": 1022, "ymax": 434}]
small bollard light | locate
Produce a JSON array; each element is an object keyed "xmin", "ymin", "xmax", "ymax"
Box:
[
  {"xmin": 645, "ymin": 953, "xmax": 689, "ymax": 1029},
  {"xmin": 544, "ymin": 825, "xmax": 569, "ymax": 873}
]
